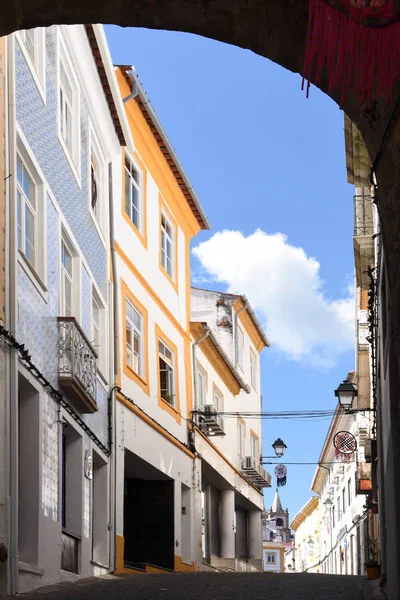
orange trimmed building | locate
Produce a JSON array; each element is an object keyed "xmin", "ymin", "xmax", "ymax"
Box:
[{"xmin": 113, "ymin": 66, "xmax": 210, "ymax": 574}]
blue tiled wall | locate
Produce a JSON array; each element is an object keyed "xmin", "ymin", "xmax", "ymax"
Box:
[{"xmin": 16, "ymin": 27, "xmax": 109, "ymax": 447}]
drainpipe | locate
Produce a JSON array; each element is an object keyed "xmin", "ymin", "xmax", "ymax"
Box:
[
  {"xmin": 7, "ymin": 34, "xmax": 18, "ymax": 596},
  {"xmin": 108, "ymin": 161, "xmax": 119, "ymax": 573},
  {"xmin": 234, "ymin": 303, "xmax": 248, "ymax": 368},
  {"xmin": 122, "ymin": 70, "xmax": 138, "ymax": 104},
  {"xmin": 192, "ymin": 331, "xmax": 210, "ymax": 411}
]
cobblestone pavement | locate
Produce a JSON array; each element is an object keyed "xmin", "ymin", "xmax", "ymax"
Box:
[{"xmin": 18, "ymin": 572, "xmax": 377, "ymax": 600}]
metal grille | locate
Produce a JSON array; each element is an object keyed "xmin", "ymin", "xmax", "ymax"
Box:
[{"xmin": 354, "ymin": 195, "xmax": 374, "ymax": 236}]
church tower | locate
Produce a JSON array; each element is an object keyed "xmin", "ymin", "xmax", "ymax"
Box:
[{"xmin": 262, "ymin": 489, "xmax": 294, "ymax": 572}]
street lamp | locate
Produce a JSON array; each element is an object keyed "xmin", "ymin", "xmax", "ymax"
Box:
[
  {"xmin": 334, "ymin": 380, "xmax": 358, "ymax": 411},
  {"xmin": 324, "ymin": 498, "xmax": 333, "ymax": 508},
  {"xmin": 271, "ymin": 438, "xmax": 287, "ymax": 457},
  {"xmin": 307, "ymin": 537, "xmax": 315, "ymax": 549}
]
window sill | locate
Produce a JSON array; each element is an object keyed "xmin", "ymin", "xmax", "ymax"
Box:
[
  {"xmin": 122, "ymin": 210, "xmax": 147, "ymax": 249},
  {"xmin": 58, "ymin": 131, "xmax": 81, "ymax": 188},
  {"xmin": 160, "ymin": 263, "xmax": 178, "ymax": 294},
  {"xmin": 124, "ymin": 363, "xmax": 149, "ymax": 395},
  {"xmin": 89, "ymin": 209, "xmax": 106, "ymax": 249},
  {"xmin": 159, "ymin": 396, "xmax": 181, "ymax": 423},
  {"xmin": 18, "ymin": 250, "xmax": 48, "ymax": 302}
]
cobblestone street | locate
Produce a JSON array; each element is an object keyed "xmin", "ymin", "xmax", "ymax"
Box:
[{"xmin": 19, "ymin": 573, "xmax": 377, "ymax": 600}]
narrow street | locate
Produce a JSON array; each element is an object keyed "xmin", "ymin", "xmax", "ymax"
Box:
[{"xmin": 19, "ymin": 573, "xmax": 377, "ymax": 600}]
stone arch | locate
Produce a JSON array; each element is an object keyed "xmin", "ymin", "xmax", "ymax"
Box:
[{"xmin": 3, "ymin": 1, "xmax": 400, "ymax": 384}]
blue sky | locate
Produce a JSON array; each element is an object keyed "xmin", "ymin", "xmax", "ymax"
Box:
[{"xmin": 105, "ymin": 26, "xmax": 355, "ymax": 521}]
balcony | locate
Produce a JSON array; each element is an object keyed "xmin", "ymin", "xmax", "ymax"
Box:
[
  {"xmin": 353, "ymin": 194, "xmax": 374, "ymax": 289},
  {"xmin": 57, "ymin": 317, "xmax": 98, "ymax": 413},
  {"xmin": 241, "ymin": 456, "xmax": 271, "ymax": 488},
  {"xmin": 198, "ymin": 404, "xmax": 225, "ymax": 436}
]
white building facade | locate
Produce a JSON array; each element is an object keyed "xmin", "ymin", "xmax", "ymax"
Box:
[{"xmin": 191, "ymin": 288, "xmax": 271, "ymax": 572}]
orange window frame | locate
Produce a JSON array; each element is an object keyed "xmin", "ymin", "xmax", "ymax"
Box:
[
  {"xmin": 121, "ymin": 279, "xmax": 149, "ymax": 395},
  {"xmin": 155, "ymin": 323, "xmax": 181, "ymax": 424},
  {"xmin": 122, "ymin": 149, "xmax": 147, "ymax": 248}
]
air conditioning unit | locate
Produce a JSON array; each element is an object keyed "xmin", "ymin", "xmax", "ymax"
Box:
[
  {"xmin": 336, "ymin": 466, "xmax": 344, "ymax": 475},
  {"xmin": 365, "ymin": 438, "xmax": 372, "ymax": 463},
  {"xmin": 202, "ymin": 404, "xmax": 216, "ymax": 416},
  {"xmin": 244, "ymin": 456, "xmax": 257, "ymax": 470}
]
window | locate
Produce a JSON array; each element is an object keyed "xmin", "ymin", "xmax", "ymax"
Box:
[
  {"xmin": 267, "ymin": 554, "xmax": 276, "ymax": 564},
  {"xmin": 90, "ymin": 133, "xmax": 105, "ymax": 234},
  {"xmin": 58, "ymin": 38, "xmax": 80, "ymax": 176},
  {"xmin": 17, "ymin": 156, "xmax": 36, "ymax": 267},
  {"xmin": 59, "ymin": 61, "xmax": 73, "ymax": 155},
  {"xmin": 60, "ymin": 239, "xmax": 73, "ymax": 316},
  {"xmin": 332, "ymin": 505, "xmax": 335, "ymax": 528},
  {"xmin": 250, "ymin": 348, "xmax": 257, "ymax": 389},
  {"xmin": 251, "ymin": 434, "xmax": 259, "ymax": 462},
  {"xmin": 237, "ymin": 326, "xmax": 244, "ymax": 370},
  {"xmin": 348, "ymin": 478, "xmax": 352, "ymax": 506},
  {"xmin": 270, "ymin": 531, "xmax": 274, "ymax": 541},
  {"xmin": 161, "ymin": 212, "xmax": 174, "ymax": 279},
  {"xmin": 213, "ymin": 386, "xmax": 223, "ymax": 413},
  {"xmin": 18, "ymin": 29, "xmax": 45, "ymax": 98},
  {"xmin": 92, "ymin": 288, "xmax": 107, "ymax": 378},
  {"xmin": 276, "ymin": 518, "xmax": 283, "ymax": 527},
  {"xmin": 159, "ymin": 339, "xmax": 175, "ymax": 406},
  {"xmin": 237, "ymin": 420, "xmax": 245, "ymax": 458},
  {"xmin": 125, "ymin": 299, "xmax": 143, "ymax": 377},
  {"xmin": 342, "ymin": 487, "xmax": 346, "ymax": 514},
  {"xmin": 196, "ymin": 364, "xmax": 207, "ymax": 408},
  {"xmin": 337, "ymin": 496, "xmax": 341, "ymax": 519},
  {"xmin": 125, "ymin": 157, "xmax": 141, "ymax": 230}
]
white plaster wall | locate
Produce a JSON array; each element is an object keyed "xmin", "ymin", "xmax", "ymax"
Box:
[
  {"xmin": 194, "ymin": 341, "xmax": 263, "ymax": 475},
  {"xmin": 114, "ymin": 157, "xmax": 189, "ymax": 333},
  {"xmin": 263, "ymin": 547, "xmax": 280, "ymax": 571}
]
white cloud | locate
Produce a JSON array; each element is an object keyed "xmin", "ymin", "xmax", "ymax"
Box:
[{"xmin": 192, "ymin": 229, "xmax": 354, "ymax": 367}]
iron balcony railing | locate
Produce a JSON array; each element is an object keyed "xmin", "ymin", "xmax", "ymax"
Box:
[
  {"xmin": 354, "ymin": 194, "xmax": 374, "ymax": 236},
  {"xmin": 57, "ymin": 317, "xmax": 98, "ymax": 412}
]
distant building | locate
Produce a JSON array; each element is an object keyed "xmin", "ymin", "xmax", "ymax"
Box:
[
  {"xmin": 190, "ymin": 287, "xmax": 271, "ymax": 572},
  {"xmin": 291, "ymin": 497, "xmax": 320, "ymax": 573},
  {"xmin": 262, "ymin": 489, "xmax": 294, "ymax": 572}
]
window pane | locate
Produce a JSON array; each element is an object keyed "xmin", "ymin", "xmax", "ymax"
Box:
[
  {"xmin": 61, "ymin": 242, "xmax": 72, "ymax": 277},
  {"xmin": 125, "ymin": 169, "xmax": 131, "ymax": 217},
  {"xmin": 25, "ymin": 204, "xmax": 35, "ymax": 263},
  {"xmin": 17, "ymin": 191, "xmax": 22, "ymax": 250},
  {"xmin": 17, "ymin": 158, "xmax": 23, "ymax": 186},
  {"xmin": 64, "ymin": 276, "xmax": 72, "ymax": 316},
  {"xmin": 60, "ymin": 62, "xmax": 73, "ymax": 104},
  {"xmin": 132, "ymin": 307, "xmax": 141, "ymax": 330},
  {"xmin": 92, "ymin": 300, "xmax": 100, "ymax": 327},
  {"xmin": 25, "ymin": 29, "xmax": 35, "ymax": 62},
  {"xmin": 65, "ymin": 105, "xmax": 73, "ymax": 152}
]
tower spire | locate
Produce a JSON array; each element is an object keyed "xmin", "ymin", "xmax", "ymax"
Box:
[{"xmin": 271, "ymin": 487, "xmax": 283, "ymax": 513}]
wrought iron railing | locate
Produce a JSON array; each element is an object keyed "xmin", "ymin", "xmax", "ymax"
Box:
[
  {"xmin": 57, "ymin": 317, "xmax": 97, "ymax": 403},
  {"xmin": 354, "ymin": 194, "xmax": 374, "ymax": 236}
]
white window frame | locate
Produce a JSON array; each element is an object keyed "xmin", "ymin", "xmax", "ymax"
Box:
[
  {"xmin": 158, "ymin": 338, "xmax": 175, "ymax": 406},
  {"xmin": 92, "ymin": 286, "xmax": 107, "ymax": 381},
  {"xmin": 16, "ymin": 28, "xmax": 46, "ymax": 103},
  {"xmin": 250, "ymin": 348, "xmax": 257, "ymax": 389},
  {"xmin": 213, "ymin": 386, "xmax": 222, "ymax": 413},
  {"xmin": 57, "ymin": 32, "xmax": 81, "ymax": 184},
  {"xmin": 267, "ymin": 553, "xmax": 276, "ymax": 564},
  {"xmin": 89, "ymin": 125, "xmax": 106, "ymax": 243},
  {"xmin": 237, "ymin": 326, "xmax": 244, "ymax": 370},
  {"xmin": 196, "ymin": 364, "xmax": 207, "ymax": 408},
  {"xmin": 251, "ymin": 434, "xmax": 259, "ymax": 462},
  {"xmin": 125, "ymin": 298, "xmax": 143, "ymax": 378},
  {"xmin": 161, "ymin": 211, "xmax": 175, "ymax": 280},
  {"xmin": 16, "ymin": 137, "xmax": 46, "ymax": 292},
  {"xmin": 59, "ymin": 230, "xmax": 81, "ymax": 320},
  {"xmin": 124, "ymin": 154, "xmax": 142, "ymax": 233},
  {"xmin": 237, "ymin": 421, "xmax": 245, "ymax": 459}
]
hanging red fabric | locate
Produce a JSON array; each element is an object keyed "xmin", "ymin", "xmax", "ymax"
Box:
[{"xmin": 302, "ymin": 0, "xmax": 400, "ymax": 107}]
